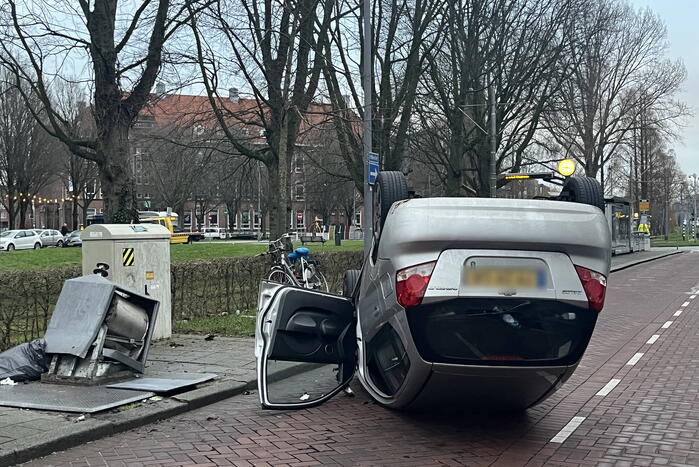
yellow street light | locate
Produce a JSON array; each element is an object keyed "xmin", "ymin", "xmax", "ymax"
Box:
[{"xmin": 557, "ymin": 159, "xmax": 576, "ymax": 177}]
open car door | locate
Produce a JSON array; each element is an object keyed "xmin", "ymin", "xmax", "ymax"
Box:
[{"xmin": 256, "ymin": 281, "xmax": 356, "ymax": 409}]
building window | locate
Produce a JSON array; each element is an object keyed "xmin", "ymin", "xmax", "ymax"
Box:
[
  {"xmin": 133, "ymin": 149, "xmax": 149, "ymax": 185},
  {"xmin": 253, "ymin": 210, "xmax": 261, "ymax": 229},
  {"xmin": 296, "ymin": 211, "xmax": 305, "ymax": 230},
  {"xmin": 241, "ymin": 211, "xmax": 250, "ymax": 229},
  {"xmin": 137, "ymin": 193, "xmax": 143, "ymax": 199},
  {"xmin": 294, "ymin": 155, "xmax": 304, "ymax": 173},
  {"xmin": 295, "ymin": 183, "xmax": 304, "ymax": 201},
  {"xmin": 355, "ymin": 211, "xmax": 361, "ymax": 226},
  {"xmin": 208, "ymin": 211, "xmax": 218, "ymax": 226}
]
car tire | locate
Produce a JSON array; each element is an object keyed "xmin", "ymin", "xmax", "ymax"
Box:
[
  {"xmin": 561, "ymin": 176, "xmax": 604, "ymax": 211},
  {"xmin": 373, "ymin": 171, "xmax": 409, "ymax": 241},
  {"xmin": 342, "ymin": 269, "xmax": 361, "ymax": 298},
  {"xmin": 57, "ymin": 240, "xmax": 64, "ymax": 248},
  {"xmin": 34, "ymin": 243, "xmax": 41, "ymax": 250},
  {"xmin": 7, "ymin": 244, "xmax": 14, "ymax": 251}
]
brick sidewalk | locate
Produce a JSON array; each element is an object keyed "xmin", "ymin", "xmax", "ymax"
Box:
[
  {"xmin": 0, "ymin": 335, "xmax": 256, "ymax": 466},
  {"xmin": 23, "ymin": 251, "xmax": 699, "ymax": 466}
]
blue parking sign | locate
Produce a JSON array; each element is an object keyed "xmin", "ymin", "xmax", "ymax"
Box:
[{"xmin": 368, "ymin": 152, "xmax": 380, "ymax": 185}]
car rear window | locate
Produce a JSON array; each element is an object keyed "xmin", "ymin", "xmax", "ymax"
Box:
[{"xmin": 407, "ymin": 298, "xmax": 596, "ymax": 367}]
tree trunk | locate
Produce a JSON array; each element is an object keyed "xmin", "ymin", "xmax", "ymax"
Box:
[
  {"xmin": 175, "ymin": 201, "xmax": 186, "ymax": 230},
  {"xmin": 267, "ymin": 161, "xmax": 284, "ymax": 238},
  {"xmin": 19, "ymin": 202, "xmax": 28, "ymax": 229},
  {"xmin": 6, "ymin": 198, "xmax": 15, "ymax": 230},
  {"xmin": 72, "ymin": 198, "xmax": 79, "ymax": 229},
  {"xmin": 269, "ymin": 117, "xmax": 292, "ymax": 239},
  {"xmin": 96, "ymin": 122, "xmax": 137, "ymax": 224}
]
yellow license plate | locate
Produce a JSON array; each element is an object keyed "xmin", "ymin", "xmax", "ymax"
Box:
[{"xmin": 464, "ymin": 268, "xmax": 540, "ymax": 288}]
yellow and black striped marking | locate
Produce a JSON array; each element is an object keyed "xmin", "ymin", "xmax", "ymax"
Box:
[{"xmin": 122, "ymin": 248, "xmax": 135, "ymax": 267}]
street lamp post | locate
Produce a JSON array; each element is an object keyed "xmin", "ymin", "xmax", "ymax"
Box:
[{"xmin": 362, "ymin": 0, "xmax": 372, "ymax": 256}]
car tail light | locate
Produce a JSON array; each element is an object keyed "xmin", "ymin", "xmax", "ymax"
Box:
[
  {"xmin": 396, "ymin": 261, "xmax": 436, "ymax": 308},
  {"xmin": 575, "ymin": 265, "xmax": 607, "ymax": 313}
]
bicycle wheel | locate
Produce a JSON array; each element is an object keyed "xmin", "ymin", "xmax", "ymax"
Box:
[
  {"xmin": 305, "ymin": 264, "xmax": 329, "ymax": 292},
  {"xmin": 268, "ymin": 268, "xmax": 295, "ymax": 285}
]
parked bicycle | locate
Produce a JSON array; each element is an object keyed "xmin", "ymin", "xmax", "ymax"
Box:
[{"xmin": 258, "ymin": 234, "xmax": 329, "ymax": 291}]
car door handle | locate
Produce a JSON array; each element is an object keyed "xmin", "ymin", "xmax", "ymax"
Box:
[{"xmin": 286, "ymin": 311, "xmax": 343, "ymax": 338}]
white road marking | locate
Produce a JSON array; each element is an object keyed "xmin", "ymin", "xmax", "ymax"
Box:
[
  {"xmin": 681, "ymin": 301, "xmax": 690, "ymax": 307},
  {"xmin": 690, "ymin": 295, "xmax": 696, "ymax": 300},
  {"xmin": 646, "ymin": 334, "xmax": 660, "ymax": 344},
  {"xmin": 674, "ymin": 310, "xmax": 683, "ymax": 317},
  {"xmin": 550, "ymin": 416, "xmax": 586, "ymax": 443},
  {"xmin": 626, "ymin": 353, "xmax": 644, "ymax": 366},
  {"xmin": 662, "ymin": 321, "xmax": 673, "ymax": 329},
  {"xmin": 596, "ymin": 379, "xmax": 621, "ymax": 396}
]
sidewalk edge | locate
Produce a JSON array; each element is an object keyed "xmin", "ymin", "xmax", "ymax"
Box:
[{"xmin": 611, "ymin": 250, "xmax": 684, "ymax": 273}]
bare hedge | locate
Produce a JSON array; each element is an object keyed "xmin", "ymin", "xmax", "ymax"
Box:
[{"xmin": 0, "ymin": 250, "xmax": 362, "ymax": 350}]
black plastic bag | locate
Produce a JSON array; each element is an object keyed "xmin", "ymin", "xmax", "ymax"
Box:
[{"xmin": 0, "ymin": 339, "xmax": 49, "ymax": 382}]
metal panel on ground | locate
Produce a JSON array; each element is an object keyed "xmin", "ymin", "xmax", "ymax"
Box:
[
  {"xmin": 43, "ymin": 275, "xmax": 115, "ymax": 358},
  {"xmin": 106, "ymin": 373, "xmax": 217, "ymax": 393},
  {"xmin": 0, "ymin": 383, "xmax": 154, "ymax": 413}
]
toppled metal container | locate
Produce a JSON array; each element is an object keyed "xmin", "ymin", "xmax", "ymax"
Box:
[{"xmin": 42, "ymin": 275, "xmax": 159, "ymax": 385}]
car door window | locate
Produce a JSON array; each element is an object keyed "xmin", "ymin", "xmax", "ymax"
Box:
[{"xmin": 257, "ymin": 282, "xmax": 356, "ymax": 409}]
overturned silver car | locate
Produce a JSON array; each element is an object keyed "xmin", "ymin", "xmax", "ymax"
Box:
[{"xmin": 256, "ymin": 172, "xmax": 611, "ymax": 411}]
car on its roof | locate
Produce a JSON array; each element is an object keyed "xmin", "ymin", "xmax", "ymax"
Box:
[{"xmin": 255, "ymin": 172, "xmax": 611, "ymax": 411}]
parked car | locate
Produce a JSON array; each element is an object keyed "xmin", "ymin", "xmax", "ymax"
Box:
[
  {"xmin": 255, "ymin": 172, "xmax": 611, "ymax": 412},
  {"xmin": 34, "ymin": 229, "xmax": 65, "ymax": 248},
  {"xmin": 0, "ymin": 230, "xmax": 43, "ymax": 251},
  {"xmin": 64, "ymin": 230, "xmax": 83, "ymax": 247},
  {"xmin": 203, "ymin": 227, "xmax": 228, "ymax": 240}
]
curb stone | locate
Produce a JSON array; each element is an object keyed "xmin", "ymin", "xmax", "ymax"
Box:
[{"xmin": 610, "ymin": 250, "xmax": 683, "ymax": 273}]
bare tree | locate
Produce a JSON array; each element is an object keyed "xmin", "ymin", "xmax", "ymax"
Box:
[
  {"xmin": 320, "ymin": 0, "xmax": 445, "ymax": 193},
  {"xmin": 411, "ymin": 0, "xmax": 576, "ymax": 196},
  {"xmin": 187, "ymin": 0, "xmax": 335, "ymax": 237},
  {"xmin": 0, "ymin": 1, "xmax": 209, "ymax": 222},
  {"xmin": 544, "ymin": 0, "xmax": 687, "ymax": 186},
  {"xmin": 52, "ymin": 81, "xmax": 99, "ymax": 229},
  {"xmin": 0, "ymin": 74, "xmax": 58, "ymax": 228}
]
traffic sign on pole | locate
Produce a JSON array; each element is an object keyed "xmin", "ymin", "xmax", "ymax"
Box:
[{"xmin": 368, "ymin": 152, "xmax": 380, "ymax": 185}]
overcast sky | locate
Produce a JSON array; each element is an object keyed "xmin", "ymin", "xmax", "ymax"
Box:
[{"xmin": 629, "ymin": 0, "xmax": 698, "ymax": 175}]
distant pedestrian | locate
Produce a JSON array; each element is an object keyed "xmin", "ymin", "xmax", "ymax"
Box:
[{"xmin": 60, "ymin": 223, "xmax": 69, "ymax": 236}]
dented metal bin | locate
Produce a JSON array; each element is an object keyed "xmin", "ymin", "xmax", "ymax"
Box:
[{"xmin": 42, "ymin": 275, "xmax": 159, "ymax": 384}]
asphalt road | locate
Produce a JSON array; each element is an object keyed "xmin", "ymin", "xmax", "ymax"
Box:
[{"xmin": 26, "ymin": 252, "xmax": 699, "ymax": 466}]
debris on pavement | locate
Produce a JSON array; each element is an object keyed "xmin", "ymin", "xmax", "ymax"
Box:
[
  {"xmin": 0, "ymin": 378, "xmax": 17, "ymax": 386},
  {"xmin": 0, "ymin": 339, "xmax": 49, "ymax": 382},
  {"xmin": 204, "ymin": 334, "xmax": 216, "ymax": 341}
]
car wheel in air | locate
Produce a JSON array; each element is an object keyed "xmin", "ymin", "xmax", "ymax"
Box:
[
  {"xmin": 342, "ymin": 269, "xmax": 361, "ymax": 298},
  {"xmin": 561, "ymin": 176, "xmax": 604, "ymax": 211},
  {"xmin": 373, "ymin": 171, "xmax": 409, "ymax": 242},
  {"xmin": 34, "ymin": 243, "xmax": 41, "ymax": 250}
]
